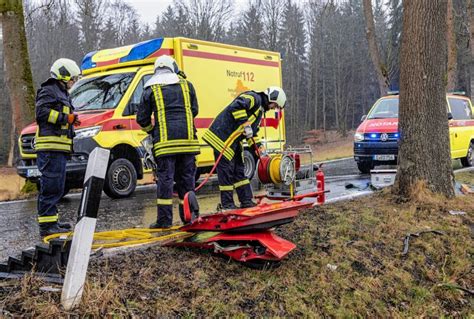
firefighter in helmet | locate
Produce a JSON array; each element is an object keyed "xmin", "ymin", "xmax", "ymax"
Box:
[
  {"xmin": 35, "ymin": 58, "xmax": 81, "ymax": 237},
  {"xmin": 203, "ymin": 87, "xmax": 287, "ymax": 209},
  {"xmin": 137, "ymin": 55, "xmax": 200, "ymax": 228}
]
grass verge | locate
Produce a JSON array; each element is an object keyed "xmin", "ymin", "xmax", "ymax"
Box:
[{"xmin": 1, "ymin": 190, "xmax": 472, "ymax": 317}]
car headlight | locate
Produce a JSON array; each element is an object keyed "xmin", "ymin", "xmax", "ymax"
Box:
[
  {"xmin": 74, "ymin": 126, "xmax": 101, "ymax": 140},
  {"xmin": 354, "ymin": 132, "xmax": 364, "ymax": 142}
]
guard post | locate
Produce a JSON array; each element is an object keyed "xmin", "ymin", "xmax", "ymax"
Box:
[{"xmin": 61, "ymin": 147, "xmax": 110, "ymax": 310}]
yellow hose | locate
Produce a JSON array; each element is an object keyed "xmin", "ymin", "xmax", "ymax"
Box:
[{"xmin": 43, "ymin": 226, "xmax": 191, "ymax": 249}]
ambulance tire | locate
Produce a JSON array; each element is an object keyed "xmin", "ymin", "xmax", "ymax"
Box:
[
  {"xmin": 243, "ymin": 150, "xmax": 256, "ymax": 180},
  {"xmin": 460, "ymin": 141, "xmax": 474, "ymax": 167},
  {"xmin": 357, "ymin": 161, "xmax": 373, "ymax": 174},
  {"xmin": 103, "ymin": 158, "xmax": 137, "ymax": 198}
]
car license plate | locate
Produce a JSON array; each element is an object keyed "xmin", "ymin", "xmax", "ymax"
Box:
[
  {"xmin": 374, "ymin": 155, "xmax": 395, "ymax": 161},
  {"xmin": 27, "ymin": 168, "xmax": 41, "ymax": 177}
]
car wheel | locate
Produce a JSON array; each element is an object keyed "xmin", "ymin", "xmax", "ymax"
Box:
[
  {"xmin": 460, "ymin": 142, "xmax": 474, "ymax": 167},
  {"xmin": 243, "ymin": 150, "xmax": 256, "ymax": 179},
  {"xmin": 103, "ymin": 158, "xmax": 137, "ymax": 198},
  {"xmin": 357, "ymin": 161, "xmax": 373, "ymax": 174}
]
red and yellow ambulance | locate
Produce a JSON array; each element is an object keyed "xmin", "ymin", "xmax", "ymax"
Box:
[
  {"xmin": 17, "ymin": 37, "xmax": 286, "ymax": 198},
  {"xmin": 354, "ymin": 91, "xmax": 474, "ymax": 173}
]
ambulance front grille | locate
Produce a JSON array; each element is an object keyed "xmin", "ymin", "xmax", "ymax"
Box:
[{"xmin": 20, "ymin": 134, "xmax": 36, "ymax": 154}]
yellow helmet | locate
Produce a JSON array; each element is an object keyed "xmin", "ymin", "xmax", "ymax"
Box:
[{"xmin": 50, "ymin": 58, "xmax": 81, "ymax": 82}]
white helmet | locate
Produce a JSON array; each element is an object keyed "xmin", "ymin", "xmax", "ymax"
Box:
[
  {"xmin": 50, "ymin": 58, "xmax": 81, "ymax": 82},
  {"xmin": 154, "ymin": 55, "xmax": 179, "ymax": 73},
  {"xmin": 265, "ymin": 86, "xmax": 287, "ymax": 108}
]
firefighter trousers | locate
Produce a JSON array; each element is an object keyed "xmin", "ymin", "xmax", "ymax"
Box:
[
  {"xmin": 155, "ymin": 154, "xmax": 196, "ymax": 227},
  {"xmin": 37, "ymin": 151, "xmax": 67, "ymax": 225},
  {"xmin": 214, "ymin": 147, "xmax": 253, "ymax": 209}
]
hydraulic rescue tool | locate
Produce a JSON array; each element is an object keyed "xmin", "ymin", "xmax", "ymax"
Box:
[{"xmin": 166, "ymin": 144, "xmax": 326, "ymax": 268}]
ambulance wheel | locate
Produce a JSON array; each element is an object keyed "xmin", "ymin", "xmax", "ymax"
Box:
[
  {"xmin": 460, "ymin": 142, "xmax": 473, "ymax": 167},
  {"xmin": 103, "ymin": 158, "xmax": 137, "ymax": 198},
  {"xmin": 357, "ymin": 161, "xmax": 373, "ymax": 174},
  {"xmin": 243, "ymin": 150, "xmax": 256, "ymax": 179}
]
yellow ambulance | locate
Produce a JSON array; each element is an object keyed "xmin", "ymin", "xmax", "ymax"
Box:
[{"xmin": 17, "ymin": 37, "xmax": 286, "ymax": 198}]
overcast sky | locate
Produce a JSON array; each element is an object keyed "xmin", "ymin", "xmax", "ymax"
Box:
[{"xmin": 131, "ymin": 0, "xmax": 252, "ymax": 26}]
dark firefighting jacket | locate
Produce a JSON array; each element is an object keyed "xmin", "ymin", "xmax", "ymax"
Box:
[
  {"xmin": 203, "ymin": 91, "xmax": 266, "ymax": 161},
  {"xmin": 35, "ymin": 78, "xmax": 74, "ymax": 153},
  {"xmin": 137, "ymin": 79, "xmax": 200, "ymax": 159}
]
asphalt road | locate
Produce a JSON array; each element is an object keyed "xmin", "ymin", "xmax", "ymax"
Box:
[{"xmin": 0, "ymin": 157, "xmax": 370, "ymax": 262}]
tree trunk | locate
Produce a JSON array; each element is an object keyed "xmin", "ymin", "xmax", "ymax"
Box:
[
  {"xmin": 467, "ymin": 0, "xmax": 474, "ymax": 99},
  {"xmin": 394, "ymin": 0, "xmax": 455, "ymax": 199},
  {"xmin": 0, "ymin": 0, "xmax": 35, "ymax": 166},
  {"xmin": 446, "ymin": 0, "xmax": 457, "ymax": 91},
  {"xmin": 363, "ymin": 0, "xmax": 388, "ymax": 96},
  {"xmin": 0, "ymin": 21, "xmax": 12, "ymax": 165}
]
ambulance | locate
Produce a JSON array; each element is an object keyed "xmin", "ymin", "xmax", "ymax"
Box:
[
  {"xmin": 17, "ymin": 37, "xmax": 286, "ymax": 198},
  {"xmin": 353, "ymin": 91, "xmax": 474, "ymax": 173}
]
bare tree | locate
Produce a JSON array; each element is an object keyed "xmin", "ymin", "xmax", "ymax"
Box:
[
  {"xmin": 394, "ymin": 0, "xmax": 455, "ymax": 199},
  {"xmin": 1, "ymin": 0, "xmax": 36, "ymax": 165},
  {"xmin": 363, "ymin": 0, "xmax": 388, "ymax": 96},
  {"xmin": 175, "ymin": 0, "xmax": 233, "ymax": 41},
  {"xmin": 261, "ymin": 0, "xmax": 285, "ymax": 51}
]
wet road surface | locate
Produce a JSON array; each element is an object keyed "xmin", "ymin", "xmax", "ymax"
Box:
[{"xmin": 0, "ymin": 158, "xmax": 371, "ymax": 261}]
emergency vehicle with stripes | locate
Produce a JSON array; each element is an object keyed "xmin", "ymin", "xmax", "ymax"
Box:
[
  {"xmin": 354, "ymin": 91, "xmax": 474, "ymax": 173},
  {"xmin": 17, "ymin": 37, "xmax": 286, "ymax": 198}
]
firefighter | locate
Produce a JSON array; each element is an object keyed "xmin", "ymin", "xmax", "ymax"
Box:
[
  {"xmin": 203, "ymin": 87, "xmax": 287, "ymax": 209},
  {"xmin": 137, "ymin": 55, "xmax": 200, "ymax": 228},
  {"xmin": 35, "ymin": 58, "xmax": 81, "ymax": 237}
]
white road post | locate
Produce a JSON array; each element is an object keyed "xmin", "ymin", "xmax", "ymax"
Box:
[{"xmin": 61, "ymin": 147, "xmax": 110, "ymax": 311}]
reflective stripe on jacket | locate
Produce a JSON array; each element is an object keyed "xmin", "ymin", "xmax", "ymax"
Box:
[
  {"xmin": 35, "ymin": 78, "xmax": 74, "ymax": 153},
  {"xmin": 137, "ymin": 78, "xmax": 200, "ymax": 159},
  {"xmin": 203, "ymin": 91, "xmax": 265, "ymax": 161}
]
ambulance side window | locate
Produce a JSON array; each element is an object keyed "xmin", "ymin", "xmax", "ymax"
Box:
[
  {"xmin": 448, "ymin": 98, "xmax": 472, "ymax": 120},
  {"xmin": 124, "ymin": 74, "xmax": 152, "ymax": 116}
]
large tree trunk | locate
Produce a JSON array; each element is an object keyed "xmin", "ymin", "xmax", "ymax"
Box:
[
  {"xmin": 0, "ymin": 22, "xmax": 12, "ymax": 165},
  {"xmin": 363, "ymin": 0, "xmax": 388, "ymax": 96},
  {"xmin": 0, "ymin": 0, "xmax": 35, "ymax": 166},
  {"xmin": 467, "ymin": 0, "xmax": 474, "ymax": 99},
  {"xmin": 394, "ymin": 0, "xmax": 455, "ymax": 199},
  {"xmin": 446, "ymin": 0, "xmax": 457, "ymax": 91}
]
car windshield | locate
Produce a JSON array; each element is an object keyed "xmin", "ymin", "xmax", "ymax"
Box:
[
  {"xmin": 71, "ymin": 73, "xmax": 135, "ymax": 110},
  {"xmin": 367, "ymin": 98, "xmax": 399, "ymax": 119}
]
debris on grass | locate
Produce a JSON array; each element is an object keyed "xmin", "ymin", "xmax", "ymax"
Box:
[{"xmin": 0, "ymin": 192, "xmax": 472, "ymax": 317}]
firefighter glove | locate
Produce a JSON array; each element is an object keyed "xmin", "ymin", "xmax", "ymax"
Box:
[
  {"xmin": 67, "ymin": 113, "xmax": 81, "ymax": 126},
  {"xmin": 243, "ymin": 125, "xmax": 253, "ymax": 139}
]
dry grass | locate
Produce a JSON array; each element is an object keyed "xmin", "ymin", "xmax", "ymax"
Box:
[
  {"xmin": 1, "ymin": 190, "xmax": 472, "ymax": 317},
  {"xmin": 311, "ymin": 130, "xmax": 354, "ymax": 162}
]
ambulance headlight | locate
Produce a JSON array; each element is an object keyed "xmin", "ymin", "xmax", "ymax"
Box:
[
  {"xmin": 74, "ymin": 126, "xmax": 101, "ymax": 140},
  {"xmin": 354, "ymin": 132, "xmax": 364, "ymax": 142}
]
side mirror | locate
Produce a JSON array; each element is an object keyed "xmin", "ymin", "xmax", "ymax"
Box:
[
  {"xmin": 447, "ymin": 112, "xmax": 453, "ymax": 120},
  {"xmin": 361, "ymin": 115, "xmax": 367, "ymax": 122}
]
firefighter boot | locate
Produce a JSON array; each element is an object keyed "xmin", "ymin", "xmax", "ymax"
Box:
[
  {"xmin": 240, "ymin": 201, "xmax": 257, "ymax": 208},
  {"xmin": 39, "ymin": 222, "xmax": 70, "ymax": 237},
  {"xmin": 57, "ymin": 221, "xmax": 72, "ymax": 229}
]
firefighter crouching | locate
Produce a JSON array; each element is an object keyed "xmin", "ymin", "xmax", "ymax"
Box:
[
  {"xmin": 203, "ymin": 87, "xmax": 287, "ymax": 209},
  {"xmin": 35, "ymin": 58, "xmax": 81, "ymax": 237},
  {"xmin": 137, "ymin": 55, "xmax": 200, "ymax": 228}
]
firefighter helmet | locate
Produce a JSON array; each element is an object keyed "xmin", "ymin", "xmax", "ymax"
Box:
[
  {"xmin": 50, "ymin": 58, "xmax": 81, "ymax": 82},
  {"xmin": 154, "ymin": 55, "xmax": 179, "ymax": 73},
  {"xmin": 265, "ymin": 86, "xmax": 287, "ymax": 108}
]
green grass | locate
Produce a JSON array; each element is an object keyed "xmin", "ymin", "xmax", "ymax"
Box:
[{"xmin": 1, "ymin": 191, "xmax": 472, "ymax": 317}]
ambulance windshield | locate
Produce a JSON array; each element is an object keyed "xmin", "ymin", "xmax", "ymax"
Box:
[
  {"xmin": 71, "ymin": 73, "xmax": 135, "ymax": 110},
  {"xmin": 367, "ymin": 98, "xmax": 399, "ymax": 119}
]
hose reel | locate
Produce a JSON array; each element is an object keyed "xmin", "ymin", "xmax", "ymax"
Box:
[{"xmin": 257, "ymin": 153, "xmax": 300, "ymax": 185}]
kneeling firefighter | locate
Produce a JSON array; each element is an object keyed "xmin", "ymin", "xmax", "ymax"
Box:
[
  {"xmin": 203, "ymin": 87, "xmax": 287, "ymax": 209},
  {"xmin": 137, "ymin": 55, "xmax": 200, "ymax": 228}
]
